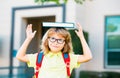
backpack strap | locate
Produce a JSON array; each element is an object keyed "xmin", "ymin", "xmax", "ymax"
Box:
[
  {"xmin": 62, "ymin": 53, "xmax": 70, "ymax": 77},
  {"xmin": 35, "ymin": 52, "xmax": 44, "ymax": 78}
]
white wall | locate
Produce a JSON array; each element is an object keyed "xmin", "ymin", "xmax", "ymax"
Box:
[
  {"xmin": 0, "ymin": 0, "xmax": 35, "ymax": 67},
  {"xmin": 76, "ymin": 0, "xmax": 120, "ymax": 72}
]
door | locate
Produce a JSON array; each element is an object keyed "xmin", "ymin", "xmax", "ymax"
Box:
[{"xmin": 11, "ymin": 16, "xmax": 55, "ymax": 78}]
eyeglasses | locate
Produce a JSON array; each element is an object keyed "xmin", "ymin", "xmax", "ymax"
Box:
[{"xmin": 48, "ymin": 37, "xmax": 65, "ymax": 44}]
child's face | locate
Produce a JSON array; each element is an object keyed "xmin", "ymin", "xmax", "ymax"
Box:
[{"xmin": 48, "ymin": 34, "xmax": 65, "ymax": 53}]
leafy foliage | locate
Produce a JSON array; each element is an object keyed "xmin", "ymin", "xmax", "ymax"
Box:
[
  {"xmin": 34, "ymin": 0, "xmax": 68, "ymax": 5},
  {"xmin": 34, "ymin": 0, "xmax": 91, "ymax": 5},
  {"xmin": 75, "ymin": 0, "xmax": 85, "ymax": 4},
  {"xmin": 107, "ymin": 24, "xmax": 117, "ymax": 32}
]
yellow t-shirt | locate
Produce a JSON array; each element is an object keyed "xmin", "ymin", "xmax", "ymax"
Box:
[{"xmin": 27, "ymin": 51, "xmax": 80, "ymax": 78}]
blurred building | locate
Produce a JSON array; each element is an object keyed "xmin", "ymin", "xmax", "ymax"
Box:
[{"xmin": 0, "ymin": 0, "xmax": 120, "ymax": 78}]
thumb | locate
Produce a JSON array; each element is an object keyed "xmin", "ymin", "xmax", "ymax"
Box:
[
  {"xmin": 32, "ymin": 30, "xmax": 37, "ymax": 37},
  {"xmin": 33, "ymin": 30, "xmax": 37, "ymax": 35},
  {"xmin": 75, "ymin": 30, "xmax": 78, "ymax": 35}
]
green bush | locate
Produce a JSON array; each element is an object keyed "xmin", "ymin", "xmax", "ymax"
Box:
[
  {"xmin": 69, "ymin": 30, "xmax": 88, "ymax": 54},
  {"xmin": 69, "ymin": 30, "xmax": 88, "ymax": 78}
]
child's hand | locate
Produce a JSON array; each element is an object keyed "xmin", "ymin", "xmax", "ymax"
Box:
[
  {"xmin": 26, "ymin": 24, "xmax": 36, "ymax": 39},
  {"xmin": 75, "ymin": 23, "xmax": 84, "ymax": 37}
]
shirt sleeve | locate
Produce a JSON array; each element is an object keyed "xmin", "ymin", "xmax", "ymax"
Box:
[
  {"xmin": 69, "ymin": 53, "xmax": 81, "ymax": 68},
  {"xmin": 26, "ymin": 53, "xmax": 37, "ymax": 67}
]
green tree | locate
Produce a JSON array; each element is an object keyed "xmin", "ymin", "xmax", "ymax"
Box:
[
  {"xmin": 34, "ymin": 0, "xmax": 92, "ymax": 5},
  {"xmin": 107, "ymin": 24, "xmax": 117, "ymax": 32}
]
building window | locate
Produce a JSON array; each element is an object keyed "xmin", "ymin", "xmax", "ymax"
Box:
[{"xmin": 105, "ymin": 15, "xmax": 120, "ymax": 68}]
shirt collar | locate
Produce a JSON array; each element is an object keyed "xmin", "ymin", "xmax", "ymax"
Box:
[{"xmin": 47, "ymin": 51, "xmax": 62, "ymax": 57}]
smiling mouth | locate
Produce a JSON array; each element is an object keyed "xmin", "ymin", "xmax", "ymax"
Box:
[{"xmin": 52, "ymin": 46, "xmax": 58, "ymax": 48}]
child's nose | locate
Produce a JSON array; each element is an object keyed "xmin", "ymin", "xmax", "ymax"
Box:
[{"xmin": 54, "ymin": 40, "xmax": 58, "ymax": 44}]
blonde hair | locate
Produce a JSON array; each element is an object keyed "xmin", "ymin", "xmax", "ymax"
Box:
[{"xmin": 41, "ymin": 27, "xmax": 73, "ymax": 54}]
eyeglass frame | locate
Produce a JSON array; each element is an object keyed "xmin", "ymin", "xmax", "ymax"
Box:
[{"xmin": 48, "ymin": 37, "xmax": 65, "ymax": 44}]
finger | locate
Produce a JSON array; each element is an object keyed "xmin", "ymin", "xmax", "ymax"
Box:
[
  {"xmin": 33, "ymin": 30, "xmax": 37, "ymax": 35},
  {"xmin": 27, "ymin": 24, "xmax": 31, "ymax": 30},
  {"xmin": 77, "ymin": 23, "xmax": 83, "ymax": 30},
  {"xmin": 26, "ymin": 24, "xmax": 30, "ymax": 30},
  {"xmin": 29, "ymin": 24, "xmax": 32, "ymax": 30},
  {"xmin": 27, "ymin": 24, "xmax": 33, "ymax": 32},
  {"xmin": 75, "ymin": 22, "xmax": 80, "ymax": 30},
  {"xmin": 77, "ymin": 23, "xmax": 81, "ymax": 29},
  {"xmin": 29, "ymin": 24, "xmax": 32, "ymax": 28}
]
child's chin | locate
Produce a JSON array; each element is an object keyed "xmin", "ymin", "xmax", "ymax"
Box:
[{"xmin": 51, "ymin": 50, "xmax": 60, "ymax": 53}]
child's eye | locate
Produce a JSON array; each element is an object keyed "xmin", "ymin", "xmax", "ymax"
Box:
[
  {"xmin": 50, "ymin": 37, "xmax": 56, "ymax": 41},
  {"xmin": 58, "ymin": 39, "xmax": 64, "ymax": 42},
  {"xmin": 51, "ymin": 37, "xmax": 55, "ymax": 40},
  {"xmin": 58, "ymin": 39, "xmax": 65, "ymax": 43}
]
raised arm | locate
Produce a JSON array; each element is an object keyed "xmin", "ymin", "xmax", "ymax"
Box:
[
  {"xmin": 16, "ymin": 24, "xmax": 36, "ymax": 62},
  {"xmin": 75, "ymin": 23, "xmax": 92, "ymax": 63}
]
